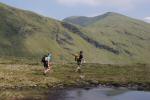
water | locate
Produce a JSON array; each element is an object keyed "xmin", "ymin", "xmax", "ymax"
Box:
[
  {"xmin": 47, "ymin": 87, "xmax": 150, "ymax": 100},
  {"xmin": 0, "ymin": 87, "xmax": 150, "ymax": 100}
]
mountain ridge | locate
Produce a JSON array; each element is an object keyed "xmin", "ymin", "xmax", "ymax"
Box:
[
  {"xmin": 63, "ymin": 12, "xmax": 150, "ymax": 27},
  {"xmin": 0, "ymin": 2, "xmax": 150, "ymax": 64},
  {"xmin": 63, "ymin": 11, "xmax": 150, "ymax": 64}
]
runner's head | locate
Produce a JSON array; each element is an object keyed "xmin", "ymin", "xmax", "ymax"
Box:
[
  {"xmin": 80, "ymin": 51, "xmax": 83, "ymax": 54},
  {"xmin": 48, "ymin": 53, "xmax": 51, "ymax": 56}
]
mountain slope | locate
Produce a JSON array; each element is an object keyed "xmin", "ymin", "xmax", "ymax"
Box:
[
  {"xmin": 0, "ymin": 3, "xmax": 150, "ymax": 64},
  {"xmin": 0, "ymin": 3, "xmax": 98, "ymax": 62},
  {"xmin": 64, "ymin": 12, "xmax": 150, "ymax": 63},
  {"xmin": 1, "ymin": 3, "xmax": 120, "ymax": 63},
  {"xmin": 63, "ymin": 12, "xmax": 119, "ymax": 27}
]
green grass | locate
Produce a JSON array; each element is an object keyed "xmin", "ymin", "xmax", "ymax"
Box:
[
  {"xmin": 0, "ymin": 88, "xmax": 48, "ymax": 100},
  {"xmin": 0, "ymin": 2, "xmax": 104, "ymax": 63},
  {"xmin": 1, "ymin": 3, "xmax": 150, "ymax": 64},
  {"xmin": 0, "ymin": 63, "xmax": 149, "ymax": 88},
  {"xmin": 64, "ymin": 12, "xmax": 150, "ymax": 64}
]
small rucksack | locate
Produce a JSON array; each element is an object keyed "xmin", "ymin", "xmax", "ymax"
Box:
[
  {"xmin": 41, "ymin": 55, "xmax": 47, "ymax": 63},
  {"xmin": 75, "ymin": 55, "xmax": 79, "ymax": 61}
]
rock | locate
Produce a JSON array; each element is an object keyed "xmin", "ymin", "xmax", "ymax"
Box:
[{"xmin": 79, "ymin": 75, "xmax": 85, "ymax": 79}]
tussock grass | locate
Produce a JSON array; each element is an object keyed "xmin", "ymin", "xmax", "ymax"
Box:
[{"xmin": 0, "ymin": 63, "xmax": 149, "ymax": 88}]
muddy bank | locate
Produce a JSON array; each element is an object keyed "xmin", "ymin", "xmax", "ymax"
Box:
[{"xmin": 0, "ymin": 80, "xmax": 150, "ymax": 91}]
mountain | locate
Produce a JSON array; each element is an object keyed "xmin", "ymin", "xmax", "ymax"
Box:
[
  {"xmin": 63, "ymin": 12, "xmax": 125, "ymax": 26},
  {"xmin": 64, "ymin": 12, "xmax": 150, "ymax": 63},
  {"xmin": 0, "ymin": 3, "xmax": 150, "ymax": 64},
  {"xmin": 0, "ymin": 3, "xmax": 96, "ymax": 62}
]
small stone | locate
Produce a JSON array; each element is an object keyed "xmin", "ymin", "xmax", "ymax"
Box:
[{"xmin": 80, "ymin": 75, "xmax": 85, "ymax": 79}]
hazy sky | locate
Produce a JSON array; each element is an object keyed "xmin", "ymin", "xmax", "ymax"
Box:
[{"xmin": 0, "ymin": 0, "xmax": 150, "ymax": 22}]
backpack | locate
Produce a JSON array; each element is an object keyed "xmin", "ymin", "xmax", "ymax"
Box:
[
  {"xmin": 41, "ymin": 55, "xmax": 47, "ymax": 63},
  {"xmin": 75, "ymin": 55, "xmax": 79, "ymax": 61}
]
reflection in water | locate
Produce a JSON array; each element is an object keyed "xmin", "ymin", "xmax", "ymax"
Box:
[
  {"xmin": 113, "ymin": 91, "xmax": 150, "ymax": 100},
  {"xmin": 0, "ymin": 87, "xmax": 150, "ymax": 100},
  {"xmin": 104, "ymin": 88, "xmax": 129, "ymax": 96},
  {"xmin": 47, "ymin": 87, "xmax": 150, "ymax": 100},
  {"xmin": 47, "ymin": 89, "xmax": 69, "ymax": 100}
]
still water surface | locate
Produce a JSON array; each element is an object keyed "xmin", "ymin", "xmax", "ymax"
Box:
[
  {"xmin": 47, "ymin": 87, "xmax": 150, "ymax": 100},
  {"xmin": 0, "ymin": 87, "xmax": 150, "ymax": 100}
]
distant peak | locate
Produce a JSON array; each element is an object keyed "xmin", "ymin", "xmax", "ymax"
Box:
[
  {"xmin": 104, "ymin": 12, "xmax": 121, "ymax": 16},
  {"xmin": 64, "ymin": 16, "xmax": 88, "ymax": 20},
  {"xmin": 92, "ymin": 12, "xmax": 125, "ymax": 20},
  {"xmin": 106, "ymin": 12, "xmax": 117, "ymax": 14}
]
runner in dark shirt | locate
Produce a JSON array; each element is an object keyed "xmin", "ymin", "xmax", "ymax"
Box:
[{"xmin": 75, "ymin": 51, "xmax": 84, "ymax": 73}]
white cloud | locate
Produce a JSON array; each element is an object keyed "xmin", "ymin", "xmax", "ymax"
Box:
[
  {"xmin": 57, "ymin": 0, "xmax": 100, "ymax": 6},
  {"xmin": 144, "ymin": 17, "xmax": 150, "ymax": 23},
  {"xmin": 56, "ymin": 0, "xmax": 135, "ymax": 7}
]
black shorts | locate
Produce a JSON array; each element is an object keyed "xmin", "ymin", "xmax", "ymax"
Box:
[
  {"xmin": 43, "ymin": 61, "xmax": 48, "ymax": 68},
  {"xmin": 77, "ymin": 60, "xmax": 82, "ymax": 65}
]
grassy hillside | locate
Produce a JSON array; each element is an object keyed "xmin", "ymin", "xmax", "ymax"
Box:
[
  {"xmin": 0, "ymin": 3, "xmax": 99, "ymax": 62},
  {"xmin": 64, "ymin": 12, "xmax": 150, "ymax": 63},
  {"xmin": 0, "ymin": 2, "xmax": 150, "ymax": 64}
]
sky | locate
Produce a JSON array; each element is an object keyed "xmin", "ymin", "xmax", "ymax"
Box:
[{"xmin": 0, "ymin": 0, "xmax": 150, "ymax": 22}]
